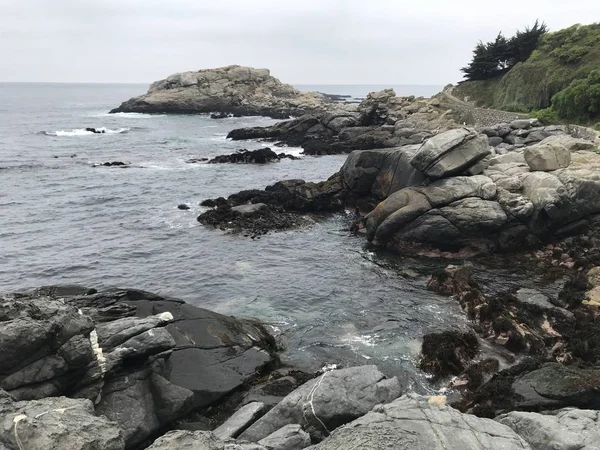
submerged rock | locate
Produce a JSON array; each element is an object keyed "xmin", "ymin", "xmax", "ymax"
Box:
[
  {"xmin": 208, "ymin": 148, "xmax": 297, "ymax": 164},
  {"xmin": 419, "ymin": 329, "xmax": 479, "ymax": 379}
]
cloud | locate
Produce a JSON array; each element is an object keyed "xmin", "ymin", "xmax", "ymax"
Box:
[{"xmin": 1, "ymin": 0, "xmax": 598, "ymax": 84}]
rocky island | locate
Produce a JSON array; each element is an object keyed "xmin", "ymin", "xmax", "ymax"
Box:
[{"xmin": 110, "ymin": 65, "xmax": 336, "ymax": 119}]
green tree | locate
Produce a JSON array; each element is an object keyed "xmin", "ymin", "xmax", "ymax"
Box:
[
  {"xmin": 509, "ymin": 20, "xmax": 549, "ymax": 64},
  {"xmin": 461, "ymin": 21, "xmax": 548, "ymax": 81}
]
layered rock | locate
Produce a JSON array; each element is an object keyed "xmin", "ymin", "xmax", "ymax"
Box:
[
  {"xmin": 360, "ymin": 130, "xmax": 600, "ymax": 254},
  {"xmin": 0, "ymin": 286, "xmax": 277, "ymax": 449},
  {"xmin": 110, "ymin": 65, "xmax": 329, "ymax": 118}
]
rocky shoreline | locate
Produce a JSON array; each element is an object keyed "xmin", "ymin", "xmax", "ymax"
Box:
[
  {"xmin": 3, "ymin": 281, "xmax": 600, "ymax": 449},
  {"xmin": 7, "ymin": 67, "xmax": 600, "ymax": 449}
]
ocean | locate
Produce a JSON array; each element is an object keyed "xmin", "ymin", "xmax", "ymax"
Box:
[{"xmin": 0, "ymin": 82, "xmax": 547, "ymax": 391}]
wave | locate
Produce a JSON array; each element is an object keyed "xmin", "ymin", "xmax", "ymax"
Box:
[
  {"xmin": 104, "ymin": 112, "xmax": 165, "ymax": 119},
  {"xmin": 43, "ymin": 127, "xmax": 130, "ymax": 137}
]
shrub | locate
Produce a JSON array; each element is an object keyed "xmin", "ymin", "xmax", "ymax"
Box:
[
  {"xmin": 552, "ymin": 70, "xmax": 600, "ymax": 122},
  {"xmin": 550, "ymin": 45, "xmax": 590, "ymax": 64},
  {"xmin": 595, "ymin": 122, "xmax": 600, "ymax": 131},
  {"xmin": 529, "ymin": 107, "xmax": 560, "ymax": 124}
]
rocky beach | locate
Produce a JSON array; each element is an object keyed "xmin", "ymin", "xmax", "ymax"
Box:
[{"xmin": 3, "ymin": 62, "xmax": 600, "ymax": 450}]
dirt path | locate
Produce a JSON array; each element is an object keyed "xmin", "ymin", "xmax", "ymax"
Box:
[{"xmin": 439, "ymin": 86, "xmax": 526, "ymax": 127}]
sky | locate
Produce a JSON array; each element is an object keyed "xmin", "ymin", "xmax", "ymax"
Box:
[{"xmin": 1, "ymin": 0, "xmax": 598, "ymax": 85}]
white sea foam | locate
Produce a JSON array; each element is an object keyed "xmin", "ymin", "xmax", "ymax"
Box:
[
  {"xmin": 108, "ymin": 112, "xmax": 164, "ymax": 119},
  {"xmin": 44, "ymin": 127, "xmax": 130, "ymax": 137}
]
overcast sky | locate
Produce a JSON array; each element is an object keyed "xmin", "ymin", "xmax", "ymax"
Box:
[{"xmin": 1, "ymin": 0, "xmax": 598, "ymax": 85}]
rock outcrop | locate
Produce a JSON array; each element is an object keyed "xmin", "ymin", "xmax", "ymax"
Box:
[
  {"xmin": 227, "ymin": 89, "xmax": 458, "ymax": 155},
  {"xmin": 358, "ymin": 130, "xmax": 600, "ymax": 254},
  {"xmin": 0, "ymin": 286, "xmax": 277, "ymax": 449},
  {"xmin": 308, "ymin": 394, "xmax": 530, "ymax": 449},
  {"xmin": 110, "ymin": 65, "xmax": 330, "ymax": 119}
]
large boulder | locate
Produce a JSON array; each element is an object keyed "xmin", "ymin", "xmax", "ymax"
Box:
[
  {"xmin": 524, "ymin": 140, "xmax": 572, "ymax": 171},
  {"xmin": 498, "ymin": 409, "xmax": 600, "ymax": 450},
  {"xmin": 238, "ymin": 365, "xmax": 401, "ymax": 442},
  {"xmin": 410, "ymin": 128, "xmax": 491, "ymax": 179},
  {"xmin": 364, "ymin": 175, "xmax": 499, "ymax": 249},
  {"xmin": 340, "ymin": 146, "xmax": 426, "ymax": 200},
  {"xmin": 110, "ymin": 65, "xmax": 329, "ymax": 118},
  {"xmin": 0, "ymin": 395, "xmax": 125, "ymax": 450},
  {"xmin": 308, "ymin": 394, "xmax": 530, "ymax": 449}
]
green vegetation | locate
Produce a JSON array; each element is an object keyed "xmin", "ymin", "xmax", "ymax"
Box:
[
  {"xmin": 454, "ymin": 22, "xmax": 600, "ymax": 125},
  {"xmin": 529, "ymin": 107, "xmax": 559, "ymax": 124}
]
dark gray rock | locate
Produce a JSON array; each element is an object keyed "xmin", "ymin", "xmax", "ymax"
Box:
[
  {"xmin": 0, "ymin": 287, "xmax": 277, "ymax": 449},
  {"xmin": 340, "ymin": 146, "xmax": 426, "ymax": 200},
  {"xmin": 489, "ymin": 136, "xmax": 504, "ymax": 147},
  {"xmin": 512, "ymin": 363, "xmax": 600, "ymax": 410},
  {"xmin": 239, "ymin": 365, "xmax": 401, "ymax": 442}
]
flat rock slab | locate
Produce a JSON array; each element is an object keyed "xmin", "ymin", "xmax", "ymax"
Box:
[
  {"xmin": 498, "ymin": 409, "xmax": 600, "ymax": 450},
  {"xmin": 214, "ymin": 402, "xmax": 266, "ymax": 440},
  {"xmin": 308, "ymin": 394, "xmax": 530, "ymax": 449}
]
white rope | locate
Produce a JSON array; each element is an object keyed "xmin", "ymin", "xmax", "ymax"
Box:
[
  {"xmin": 13, "ymin": 415, "xmax": 26, "ymax": 450},
  {"xmin": 303, "ymin": 372, "xmax": 331, "ymax": 434}
]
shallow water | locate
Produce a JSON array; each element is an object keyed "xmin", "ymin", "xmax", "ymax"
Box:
[{"xmin": 0, "ymin": 82, "xmax": 558, "ymax": 391}]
